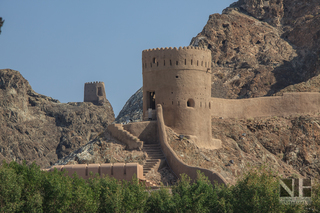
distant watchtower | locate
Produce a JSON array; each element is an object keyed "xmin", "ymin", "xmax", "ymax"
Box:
[
  {"xmin": 84, "ymin": 81, "xmax": 106, "ymax": 105},
  {"xmin": 142, "ymin": 46, "xmax": 218, "ymax": 149}
]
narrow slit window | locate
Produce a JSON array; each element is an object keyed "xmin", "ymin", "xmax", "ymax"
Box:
[
  {"xmin": 201, "ymin": 61, "xmax": 203, "ymax": 66},
  {"xmin": 209, "ymin": 102, "xmax": 211, "ymax": 109},
  {"xmin": 164, "ymin": 60, "xmax": 165, "ymax": 66},
  {"xmin": 185, "ymin": 59, "xmax": 186, "ymax": 65},
  {"xmin": 176, "ymin": 61, "xmax": 178, "ymax": 65},
  {"xmin": 191, "ymin": 59, "xmax": 193, "ymax": 65},
  {"xmin": 157, "ymin": 62, "xmax": 159, "ymax": 67},
  {"xmin": 205, "ymin": 62, "xmax": 207, "ymax": 67},
  {"xmin": 197, "ymin": 60, "xmax": 199, "ymax": 66},
  {"xmin": 150, "ymin": 63, "xmax": 152, "ymax": 68},
  {"xmin": 170, "ymin": 60, "xmax": 172, "ymax": 66}
]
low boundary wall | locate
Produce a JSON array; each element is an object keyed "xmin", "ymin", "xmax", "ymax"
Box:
[
  {"xmin": 45, "ymin": 163, "xmax": 144, "ymax": 181},
  {"xmin": 211, "ymin": 92, "xmax": 320, "ymax": 119},
  {"xmin": 156, "ymin": 104, "xmax": 227, "ymax": 186}
]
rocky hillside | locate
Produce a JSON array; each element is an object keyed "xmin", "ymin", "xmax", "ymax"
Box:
[
  {"xmin": 168, "ymin": 115, "xmax": 320, "ymax": 184},
  {"xmin": 193, "ymin": 0, "xmax": 320, "ymax": 99},
  {"xmin": 117, "ymin": 0, "xmax": 320, "ymax": 122},
  {"xmin": 0, "ymin": 69, "xmax": 115, "ymax": 168}
]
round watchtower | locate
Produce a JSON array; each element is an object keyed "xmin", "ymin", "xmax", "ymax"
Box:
[{"xmin": 142, "ymin": 46, "xmax": 215, "ymax": 148}]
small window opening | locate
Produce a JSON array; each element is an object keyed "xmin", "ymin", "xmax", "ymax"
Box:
[
  {"xmin": 197, "ymin": 60, "xmax": 199, "ymax": 66},
  {"xmin": 176, "ymin": 61, "xmax": 178, "ymax": 65},
  {"xmin": 153, "ymin": 57, "xmax": 156, "ymax": 63},
  {"xmin": 170, "ymin": 60, "xmax": 172, "ymax": 66},
  {"xmin": 164, "ymin": 60, "xmax": 165, "ymax": 66},
  {"xmin": 157, "ymin": 62, "xmax": 159, "ymax": 67},
  {"xmin": 178, "ymin": 101, "xmax": 180, "ymax": 106},
  {"xmin": 150, "ymin": 63, "xmax": 152, "ymax": 68},
  {"xmin": 187, "ymin": 99, "xmax": 195, "ymax": 107},
  {"xmin": 98, "ymin": 87, "xmax": 103, "ymax": 96},
  {"xmin": 191, "ymin": 59, "xmax": 193, "ymax": 65},
  {"xmin": 200, "ymin": 102, "xmax": 202, "ymax": 107},
  {"xmin": 176, "ymin": 76, "xmax": 179, "ymax": 78},
  {"xmin": 205, "ymin": 62, "xmax": 207, "ymax": 67},
  {"xmin": 185, "ymin": 59, "xmax": 186, "ymax": 65},
  {"xmin": 172, "ymin": 101, "xmax": 173, "ymax": 105},
  {"xmin": 201, "ymin": 61, "xmax": 203, "ymax": 66},
  {"xmin": 209, "ymin": 102, "xmax": 211, "ymax": 109},
  {"xmin": 171, "ymin": 92, "xmax": 173, "ymax": 94}
]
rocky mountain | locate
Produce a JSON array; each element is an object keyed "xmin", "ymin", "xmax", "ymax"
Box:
[
  {"xmin": 117, "ymin": 0, "xmax": 320, "ymax": 122},
  {"xmin": 0, "ymin": 69, "xmax": 115, "ymax": 168},
  {"xmin": 115, "ymin": 88, "xmax": 142, "ymax": 123}
]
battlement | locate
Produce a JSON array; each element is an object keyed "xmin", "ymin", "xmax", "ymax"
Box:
[
  {"xmin": 142, "ymin": 46, "xmax": 211, "ymax": 72},
  {"xmin": 85, "ymin": 81, "xmax": 103, "ymax": 85}
]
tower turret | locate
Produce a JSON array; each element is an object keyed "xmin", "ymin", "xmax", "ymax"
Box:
[
  {"xmin": 84, "ymin": 81, "xmax": 106, "ymax": 105},
  {"xmin": 142, "ymin": 46, "xmax": 219, "ymax": 149}
]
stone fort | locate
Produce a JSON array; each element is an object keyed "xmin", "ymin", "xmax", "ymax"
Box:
[
  {"xmin": 49, "ymin": 46, "xmax": 320, "ymax": 186},
  {"xmin": 83, "ymin": 81, "xmax": 107, "ymax": 105}
]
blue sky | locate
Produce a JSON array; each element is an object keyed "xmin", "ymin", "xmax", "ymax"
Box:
[{"xmin": 0, "ymin": 0, "xmax": 236, "ymax": 116}]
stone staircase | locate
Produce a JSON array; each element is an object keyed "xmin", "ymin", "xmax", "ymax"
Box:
[{"xmin": 142, "ymin": 143, "xmax": 165, "ymax": 176}]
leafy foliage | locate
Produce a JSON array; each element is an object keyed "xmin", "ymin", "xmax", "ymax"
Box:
[{"xmin": 0, "ymin": 161, "xmax": 318, "ymax": 212}]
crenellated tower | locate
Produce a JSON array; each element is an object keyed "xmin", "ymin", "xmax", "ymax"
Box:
[
  {"xmin": 84, "ymin": 81, "xmax": 107, "ymax": 105},
  {"xmin": 142, "ymin": 46, "xmax": 220, "ymax": 149}
]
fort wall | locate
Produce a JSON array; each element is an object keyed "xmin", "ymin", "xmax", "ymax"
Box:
[
  {"xmin": 210, "ymin": 92, "xmax": 320, "ymax": 118},
  {"xmin": 156, "ymin": 104, "xmax": 227, "ymax": 186},
  {"xmin": 46, "ymin": 163, "xmax": 144, "ymax": 181},
  {"xmin": 123, "ymin": 121, "xmax": 158, "ymax": 144},
  {"xmin": 107, "ymin": 124, "xmax": 143, "ymax": 150}
]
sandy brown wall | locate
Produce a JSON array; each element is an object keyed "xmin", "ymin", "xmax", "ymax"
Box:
[
  {"xmin": 107, "ymin": 124, "xmax": 143, "ymax": 150},
  {"xmin": 156, "ymin": 104, "xmax": 227, "ymax": 186},
  {"xmin": 123, "ymin": 121, "xmax": 158, "ymax": 143},
  {"xmin": 210, "ymin": 92, "xmax": 320, "ymax": 119},
  {"xmin": 46, "ymin": 163, "xmax": 144, "ymax": 181}
]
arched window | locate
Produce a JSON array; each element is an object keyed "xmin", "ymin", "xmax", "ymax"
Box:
[{"xmin": 187, "ymin": 99, "xmax": 195, "ymax": 108}]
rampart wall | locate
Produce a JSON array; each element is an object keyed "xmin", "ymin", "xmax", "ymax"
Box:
[
  {"xmin": 156, "ymin": 104, "xmax": 227, "ymax": 186},
  {"xmin": 123, "ymin": 121, "xmax": 158, "ymax": 144},
  {"xmin": 210, "ymin": 92, "xmax": 320, "ymax": 118},
  {"xmin": 45, "ymin": 163, "xmax": 144, "ymax": 181},
  {"xmin": 107, "ymin": 123, "xmax": 143, "ymax": 150}
]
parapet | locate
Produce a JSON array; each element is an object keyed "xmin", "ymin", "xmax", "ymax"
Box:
[
  {"xmin": 85, "ymin": 81, "xmax": 104, "ymax": 85},
  {"xmin": 142, "ymin": 46, "xmax": 212, "ymax": 72}
]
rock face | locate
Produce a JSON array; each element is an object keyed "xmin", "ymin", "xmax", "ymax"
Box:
[
  {"xmin": 192, "ymin": 0, "xmax": 320, "ymax": 99},
  {"xmin": 168, "ymin": 115, "xmax": 320, "ymax": 184},
  {"xmin": 115, "ymin": 87, "xmax": 143, "ymax": 123},
  {"xmin": 117, "ymin": 0, "xmax": 320, "ymax": 122},
  {"xmin": 0, "ymin": 69, "xmax": 115, "ymax": 168}
]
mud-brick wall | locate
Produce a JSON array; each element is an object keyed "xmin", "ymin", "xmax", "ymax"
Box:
[{"xmin": 210, "ymin": 92, "xmax": 320, "ymax": 119}]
